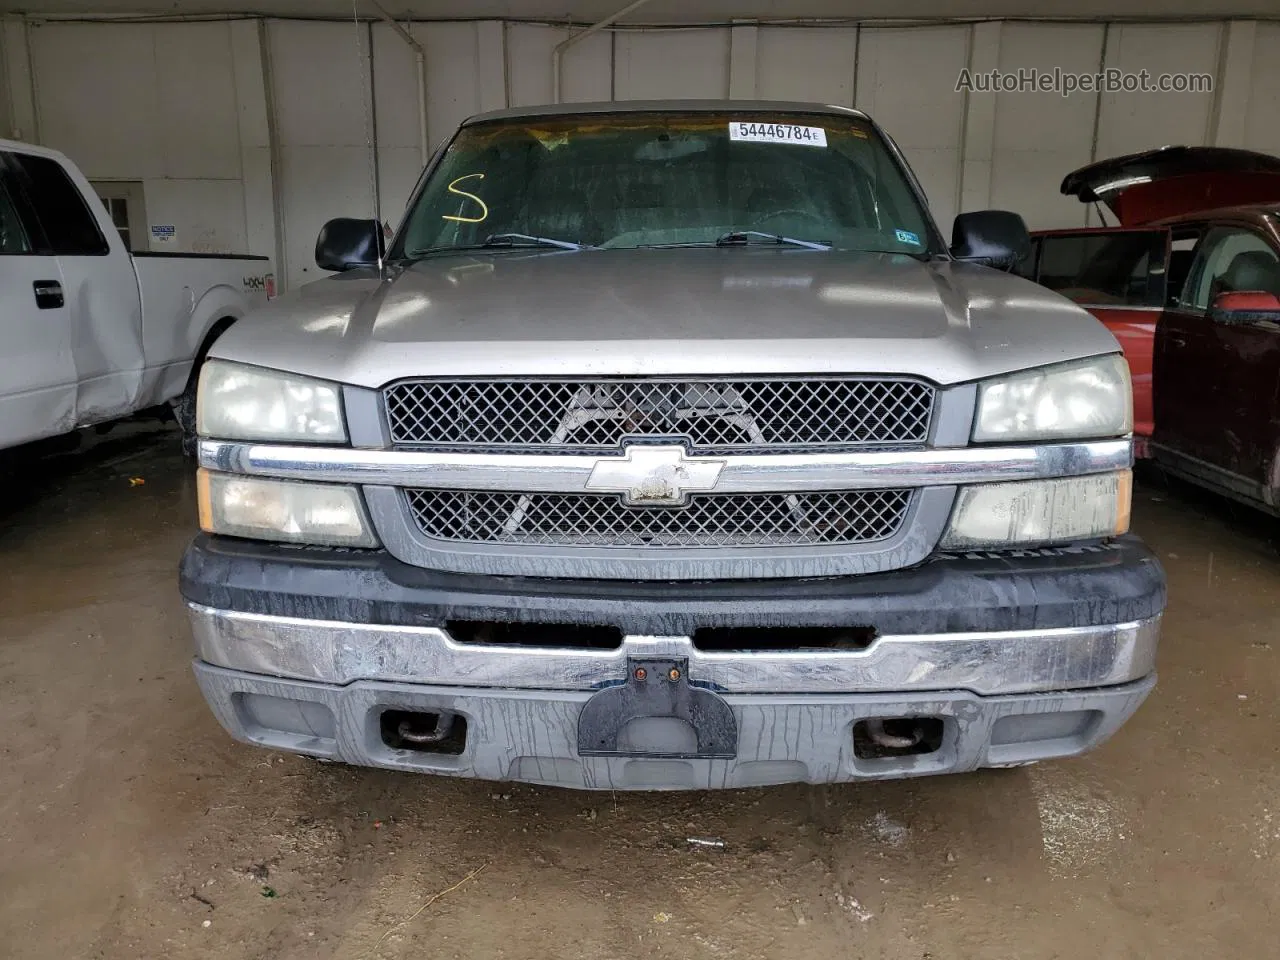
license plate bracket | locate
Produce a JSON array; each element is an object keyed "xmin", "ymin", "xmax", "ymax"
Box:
[{"xmin": 577, "ymin": 657, "xmax": 737, "ymax": 759}]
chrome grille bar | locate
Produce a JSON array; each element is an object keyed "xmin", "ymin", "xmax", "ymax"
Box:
[{"xmin": 197, "ymin": 438, "xmax": 1133, "ymax": 492}]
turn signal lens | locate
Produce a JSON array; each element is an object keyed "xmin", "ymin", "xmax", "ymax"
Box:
[
  {"xmin": 197, "ymin": 469, "xmax": 377, "ymax": 547},
  {"xmin": 941, "ymin": 471, "xmax": 1131, "ymax": 550}
]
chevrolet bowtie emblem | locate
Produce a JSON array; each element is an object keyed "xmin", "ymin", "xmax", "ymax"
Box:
[{"xmin": 585, "ymin": 445, "xmax": 726, "ymax": 505}]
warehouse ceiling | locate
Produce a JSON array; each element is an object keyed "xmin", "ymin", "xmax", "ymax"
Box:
[{"xmin": 3, "ymin": 0, "xmax": 1277, "ymax": 21}]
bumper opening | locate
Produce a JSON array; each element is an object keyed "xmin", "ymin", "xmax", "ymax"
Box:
[
  {"xmin": 446, "ymin": 619, "xmax": 623, "ymax": 649},
  {"xmin": 692, "ymin": 625, "xmax": 877, "ymax": 652},
  {"xmin": 853, "ymin": 716, "xmax": 946, "ymax": 759},
  {"xmin": 380, "ymin": 709, "xmax": 468, "ymax": 755}
]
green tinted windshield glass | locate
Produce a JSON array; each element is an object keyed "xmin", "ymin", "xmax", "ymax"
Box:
[{"xmin": 393, "ymin": 112, "xmax": 936, "ymax": 257}]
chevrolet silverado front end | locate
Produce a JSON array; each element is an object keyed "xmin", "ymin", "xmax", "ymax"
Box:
[{"xmin": 180, "ymin": 101, "xmax": 1164, "ymax": 790}]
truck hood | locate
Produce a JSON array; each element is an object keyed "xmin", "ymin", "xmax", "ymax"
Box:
[
  {"xmin": 212, "ymin": 249, "xmax": 1118, "ymax": 387},
  {"xmin": 1060, "ymin": 146, "xmax": 1280, "ymax": 225}
]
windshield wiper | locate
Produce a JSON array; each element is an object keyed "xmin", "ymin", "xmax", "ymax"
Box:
[
  {"xmin": 716, "ymin": 231, "xmax": 831, "ymax": 251},
  {"xmin": 481, "ymin": 233, "xmax": 592, "ymax": 251},
  {"xmin": 404, "ymin": 233, "xmax": 592, "ymax": 259}
]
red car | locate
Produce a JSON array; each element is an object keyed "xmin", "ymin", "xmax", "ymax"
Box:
[{"xmin": 1020, "ymin": 147, "xmax": 1280, "ymax": 456}]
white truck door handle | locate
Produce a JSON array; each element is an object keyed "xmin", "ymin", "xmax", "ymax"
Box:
[{"xmin": 33, "ymin": 280, "xmax": 63, "ymax": 309}]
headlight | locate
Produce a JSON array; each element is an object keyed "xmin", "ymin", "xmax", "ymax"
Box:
[
  {"xmin": 940, "ymin": 471, "xmax": 1131, "ymax": 550},
  {"xmin": 197, "ymin": 470, "xmax": 378, "ymax": 547},
  {"xmin": 974, "ymin": 355, "xmax": 1131, "ymax": 442},
  {"xmin": 197, "ymin": 360, "xmax": 346, "ymax": 443}
]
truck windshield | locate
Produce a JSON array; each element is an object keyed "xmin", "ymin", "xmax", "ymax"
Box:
[{"xmin": 393, "ymin": 111, "xmax": 938, "ymax": 258}]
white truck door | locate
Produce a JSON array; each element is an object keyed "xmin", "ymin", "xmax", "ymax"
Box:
[
  {"xmin": 0, "ymin": 152, "xmax": 75, "ymax": 450},
  {"xmin": 10, "ymin": 151, "xmax": 144, "ymax": 427}
]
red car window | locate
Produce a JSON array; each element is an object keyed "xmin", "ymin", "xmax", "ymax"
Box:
[{"xmin": 1029, "ymin": 230, "xmax": 1167, "ymax": 308}]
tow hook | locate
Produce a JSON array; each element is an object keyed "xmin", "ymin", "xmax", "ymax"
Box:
[
  {"xmin": 863, "ymin": 717, "xmax": 925, "ymax": 750},
  {"xmin": 397, "ymin": 712, "xmax": 455, "ymax": 745}
]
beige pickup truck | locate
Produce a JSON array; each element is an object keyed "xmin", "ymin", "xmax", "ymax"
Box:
[{"xmin": 180, "ymin": 101, "xmax": 1163, "ymax": 790}]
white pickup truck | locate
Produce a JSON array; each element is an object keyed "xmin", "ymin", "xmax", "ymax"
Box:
[{"xmin": 0, "ymin": 138, "xmax": 273, "ymax": 452}]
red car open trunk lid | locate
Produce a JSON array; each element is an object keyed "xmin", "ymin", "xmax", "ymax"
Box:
[{"xmin": 1060, "ymin": 146, "xmax": 1280, "ymax": 225}]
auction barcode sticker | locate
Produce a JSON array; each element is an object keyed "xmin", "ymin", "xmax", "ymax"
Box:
[{"xmin": 729, "ymin": 122, "xmax": 827, "ymax": 147}]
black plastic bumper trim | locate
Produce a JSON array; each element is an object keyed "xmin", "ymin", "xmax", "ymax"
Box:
[{"xmin": 179, "ymin": 534, "xmax": 1166, "ymax": 636}]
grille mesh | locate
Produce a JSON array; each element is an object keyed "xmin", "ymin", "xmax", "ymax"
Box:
[
  {"xmin": 384, "ymin": 377, "xmax": 934, "ymax": 452},
  {"xmin": 405, "ymin": 489, "xmax": 912, "ymax": 548}
]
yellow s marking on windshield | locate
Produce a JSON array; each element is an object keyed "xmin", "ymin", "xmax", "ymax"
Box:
[{"xmin": 442, "ymin": 173, "xmax": 489, "ymax": 223}]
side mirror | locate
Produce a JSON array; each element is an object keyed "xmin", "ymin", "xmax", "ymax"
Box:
[
  {"xmin": 1209, "ymin": 290, "xmax": 1280, "ymax": 322},
  {"xmin": 315, "ymin": 218, "xmax": 384, "ymax": 272},
  {"xmin": 950, "ymin": 210, "xmax": 1031, "ymax": 272}
]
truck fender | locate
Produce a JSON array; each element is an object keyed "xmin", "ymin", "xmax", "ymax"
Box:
[
  {"xmin": 185, "ymin": 284, "xmax": 250, "ymax": 368},
  {"xmin": 173, "ymin": 285, "xmax": 249, "ymax": 454},
  {"xmin": 186, "ymin": 315, "xmax": 238, "ymax": 389},
  {"xmin": 173, "ymin": 315, "xmax": 235, "ymax": 456}
]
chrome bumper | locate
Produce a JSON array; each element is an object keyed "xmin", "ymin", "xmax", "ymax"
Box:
[{"xmin": 188, "ymin": 603, "xmax": 1160, "ymax": 696}]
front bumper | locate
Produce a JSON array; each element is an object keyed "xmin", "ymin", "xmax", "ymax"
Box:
[
  {"xmin": 194, "ymin": 663, "xmax": 1154, "ymax": 789},
  {"xmin": 181, "ymin": 534, "xmax": 1164, "ymax": 789}
]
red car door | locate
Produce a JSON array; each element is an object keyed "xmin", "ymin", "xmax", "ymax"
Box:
[{"xmin": 1154, "ymin": 219, "xmax": 1280, "ymax": 502}]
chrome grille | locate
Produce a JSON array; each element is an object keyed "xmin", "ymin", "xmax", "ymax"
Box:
[
  {"xmin": 404, "ymin": 489, "xmax": 912, "ymax": 548},
  {"xmin": 384, "ymin": 377, "xmax": 934, "ymax": 452}
]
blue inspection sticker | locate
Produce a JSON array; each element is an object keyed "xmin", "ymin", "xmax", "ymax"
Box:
[{"xmin": 895, "ymin": 229, "xmax": 922, "ymax": 246}]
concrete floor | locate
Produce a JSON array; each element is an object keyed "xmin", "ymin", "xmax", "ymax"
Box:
[{"xmin": 2, "ymin": 425, "xmax": 1278, "ymax": 960}]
